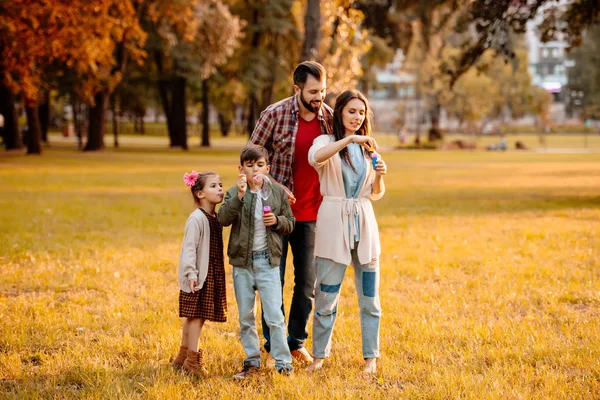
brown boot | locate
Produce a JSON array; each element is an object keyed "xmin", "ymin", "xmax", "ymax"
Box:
[
  {"xmin": 182, "ymin": 349, "xmax": 208, "ymax": 377},
  {"xmin": 172, "ymin": 346, "xmax": 188, "ymax": 371}
]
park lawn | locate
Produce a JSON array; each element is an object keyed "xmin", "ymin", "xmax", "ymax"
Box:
[{"xmin": 1, "ymin": 146, "xmax": 599, "ymax": 399}]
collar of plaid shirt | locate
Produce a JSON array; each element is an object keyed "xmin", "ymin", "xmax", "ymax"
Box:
[{"xmin": 251, "ymin": 95, "xmax": 333, "ymax": 193}]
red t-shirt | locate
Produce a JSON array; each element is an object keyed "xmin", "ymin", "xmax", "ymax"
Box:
[{"xmin": 291, "ymin": 116, "xmax": 323, "ymax": 221}]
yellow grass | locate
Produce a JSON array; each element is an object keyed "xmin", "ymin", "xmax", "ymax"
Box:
[{"xmin": 1, "ymin": 145, "xmax": 599, "ymax": 399}]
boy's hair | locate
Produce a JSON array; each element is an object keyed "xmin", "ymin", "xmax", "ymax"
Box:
[
  {"xmin": 293, "ymin": 61, "xmax": 326, "ymax": 87},
  {"xmin": 240, "ymin": 144, "xmax": 269, "ymax": 165},
  {"xmin": 191, "ymin": 171, "xmax": 218, "ymax": 202}
]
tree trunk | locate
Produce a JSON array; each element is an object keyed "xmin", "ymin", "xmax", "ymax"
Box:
[
  {"xmin": 38, "ymin": 92, "xmax": 50, "ymax": 143},
  {"xmin": 246, "ymin": 7, "xmax": 261, "ymax": 136},
  {"xmin": 25, "ymin": 105, "xmax": 42, "ymax": 154},
  {"xmin": 84, "ymin": 90, "xmax": 108, "ymax": 151},
  {"xmin": 111, "ymin": 92, "xmax": 119, "ymax": 148},
  {"xmin": 201, "ymin": 79, "xmax": 210, "ymax": 147},
  {"xmin": 428, "ymin": 101, "xmax": 443, "ymax": 142},
  {"xmin": 247, "ymin": 95, "xmax": 259, "ymax": 136},
  {"xmin": 218, "ymin": 113, "xmax": 232, "ymax": 137},
  {"xmin": 171, "ymin": 76, "xmax": 188, "ymax": 150},
  {"xmin": 302, "ymin": 0, "xmax": 321, "ymax": 61},
  {"xmin": 0, "ymin": 83, "xmax": 23, "ymax": 150},
  {"xmin": 154, "ymin": 50, "xmax": 188, "ymax": 149}
]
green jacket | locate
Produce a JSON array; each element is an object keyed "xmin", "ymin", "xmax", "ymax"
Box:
[{"xmin": 217, "ymin": 182, "xmax": 295, "ymax": 269}]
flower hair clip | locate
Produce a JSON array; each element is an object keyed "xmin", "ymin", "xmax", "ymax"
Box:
[{"xmin": 183, "ymin": 170, "xmax": 199, "ymax": 187}]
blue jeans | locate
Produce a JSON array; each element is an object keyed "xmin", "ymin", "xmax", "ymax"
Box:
[
  {"xmin": 233, "ymin": 251, "xmax": 292, "ymax": 370},
  {"xmin": 312, "ymin": 248, "xmax": 381, "ymax": 359},
  {"xmin": 262, "ymin": 221, "xmax": 316, "ymax": 352}
]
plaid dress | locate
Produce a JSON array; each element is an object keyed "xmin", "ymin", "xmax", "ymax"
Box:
[{"xmin": 178, "ymin": 209, "xmax": 227, "ymax": 322}]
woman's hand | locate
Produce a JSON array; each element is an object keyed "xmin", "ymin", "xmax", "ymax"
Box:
[
  {"xmin": 189, "ymin": 279, "xmax": 199, "ymax": 293},
  {"xmin": 350, "ymin": 135, "xmax": 379, "ymax": 151},
  {"xmin": 375, "ymin": 158, "xmax": 387, "ymax": 176}
]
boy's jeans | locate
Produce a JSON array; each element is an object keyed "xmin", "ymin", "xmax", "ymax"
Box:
[
  {"xmin": 312, "ymin": 248, "xmax": 382, "ymax": 359},
  {"xmin": 233, "ymin": 251, "xmax": 292, "ymax": 370},
  {"xmin": 262, "ymin": 221, "xmax": 316, "ymax": 352}
]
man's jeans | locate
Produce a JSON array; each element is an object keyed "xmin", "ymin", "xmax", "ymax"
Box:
[
  {"xmin": 262, "ymin": 221, "xmax": 316, "ymax": 352},
  {"xmin": 312, "ymin": 248, "xmax": 381, "ymax": 359},
  {"xmin": 233, "ymin": 251, "xmax": 292, "ymax": 370}
]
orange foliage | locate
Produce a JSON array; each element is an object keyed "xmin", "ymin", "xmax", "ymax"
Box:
[{"xmin": 0, "ymin": 0, "xmax": 147, "ymax": 105}]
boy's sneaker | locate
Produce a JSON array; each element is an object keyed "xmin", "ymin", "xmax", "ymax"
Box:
[
  {"xmin": 233, "ymin": 364, "xmax": 258, "ymax": 381},
  {"xmin": 276, "ymin": 365, "xmax": 293, "ymax": 376}
]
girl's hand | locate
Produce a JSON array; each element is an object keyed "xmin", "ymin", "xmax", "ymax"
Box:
[
  {"xmin": 375, "ymin": 158, "xmax": 387, "ymax": 175},
  {"xmin": 263, "ymin": 212, "xmax": 277, "ymax": 227},
  {"xmin": 237, "ymin": 174, "xmax": 247, "ymax": 199},
  {"xmin": 189, "ymin": 279, "xmax": 199, "ymax": 293}
]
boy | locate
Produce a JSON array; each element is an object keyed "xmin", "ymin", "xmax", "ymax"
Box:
[{"xmin": 217, "ymin": 144, "xmax": 295, "ymax": 379}]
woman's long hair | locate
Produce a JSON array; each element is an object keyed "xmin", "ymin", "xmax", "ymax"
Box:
[{"xmin": 332, "ymin": 89, "xmax": 372, "ymax": 172}]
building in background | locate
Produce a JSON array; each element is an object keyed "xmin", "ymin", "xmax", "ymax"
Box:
[{"xmin": 525, "ymin": 0, "xmax": 572, "ymax": 123}]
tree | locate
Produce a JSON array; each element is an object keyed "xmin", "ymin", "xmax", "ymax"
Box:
[
  {"xmin": 224, "ymin": 0, "xmax": 301, "ymax": 134},
  {"xmin": 450, "ymin": 0, "xmax": 600, "ymax": 86},
  {"xmin": 148, "ymin": 0, "xmax": 242, "ymax": 148},
  {"xmin": 319, "ymin": 0, "xmax": 372, "ymax": 98},
  {"xmin": 301, "ymin": 0, "xmax": 321, "ymax": 61},
  {"xmin": 0, "ymin": 0, "xmax": 147, "ymax": 153},
  {"xmin": 566, "ymin": 24, "xmax": 600, "ymax": 120}
]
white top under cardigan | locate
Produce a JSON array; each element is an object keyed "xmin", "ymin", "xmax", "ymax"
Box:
[
  {"xmin": 178, "ymin": 208, "xmax": 210, "ymax": 293},
  {"xmin": 308, "ymin": 134, "xmax": 385, "ymax": 266}
]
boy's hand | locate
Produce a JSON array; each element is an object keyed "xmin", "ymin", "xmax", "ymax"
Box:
[
  {"xmin": 263, "ymin": 212, "xmax": 277, "ymax": 227},
  {"xmin": 237, "ymin": 174, "xmax": 247, "ymax": 199},
  {"xmin": 189, "ymin": 279, "xmax": 199, "ymax": 293}
]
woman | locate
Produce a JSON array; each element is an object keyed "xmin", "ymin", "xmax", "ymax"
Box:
[{"xmin": 306, "ymin": 90, "xmax": 387, "ymax": 373}]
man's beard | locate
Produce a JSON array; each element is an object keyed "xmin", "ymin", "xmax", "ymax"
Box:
[{"xmin": 300, "ymin": 92, "xmax": 322, "ymax": 113}]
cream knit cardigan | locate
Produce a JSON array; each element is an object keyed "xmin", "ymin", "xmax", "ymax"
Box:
[
  {"xmin": 178, "ymin": 208, "xmax": 210, "ymax": 293},
  {"xmin": 308, "ymin": 134, "xmax": 385, "ymax": 266}
]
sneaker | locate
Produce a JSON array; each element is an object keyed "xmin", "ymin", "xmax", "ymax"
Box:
[
  {"xmin": 276, "ymin": 365, "xmax": 293, "ymax": 376},
  {"xmin": 290, "ymin": 347, "xmax": 313, "ymax": 364},
  {"xmin": 233, "ymin": 364, "xmax": 258, "ymax": 381},
  {"xmin": 265, "ymin": 353, "xmax": 276, "ymax": 368}
]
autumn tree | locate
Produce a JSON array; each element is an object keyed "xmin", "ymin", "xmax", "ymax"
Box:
[
  {"xmin": 147, "ymin": 0, "xmax": 242, "ymax": 148},
  {"xmin": 224, "ymin": 0, "xmax": 301, "ymax": 134},
  {"xmin": 0, "ymin": 0, "xmax": 147, "ymax": 153}
]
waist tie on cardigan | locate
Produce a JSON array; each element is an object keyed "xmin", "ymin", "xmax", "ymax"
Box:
[{"xmin": 323, "ymin": 196, "xmax": 362, "ymax": 250}]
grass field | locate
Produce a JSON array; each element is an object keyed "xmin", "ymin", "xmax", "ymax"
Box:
[{"xmin": 1, "ymin": 142, "xmax": 599, "ymax": 399}]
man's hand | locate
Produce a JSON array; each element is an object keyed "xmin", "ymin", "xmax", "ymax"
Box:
[{"xmin": 282, "ymin": 185, "xmax": 296, "ymax": 205}]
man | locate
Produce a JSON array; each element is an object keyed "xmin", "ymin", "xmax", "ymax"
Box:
[{"xmin": 250, "ymin": 61, "xmax": 333, "ymax": 365}]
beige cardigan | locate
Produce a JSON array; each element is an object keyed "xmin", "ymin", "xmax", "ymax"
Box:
[
  {"xmin": 308, "ymin": 134, "xmax": 385, "ymax": 266},
  {"xmin": 178, "ymin": 208, "xmax": 210, "ymax": 293}
]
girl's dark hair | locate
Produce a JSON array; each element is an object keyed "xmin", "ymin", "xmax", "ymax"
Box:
[
  {"xmin": 293, "ymin": 61, "xmax": 326, "ymax": 87},
  {"xmin": 191, "ymin": 171, "xmax": 218, "ymax": 203},
  {"xmin": 332, "ymin": 89, "xmax": 372, "ymax": 171}
]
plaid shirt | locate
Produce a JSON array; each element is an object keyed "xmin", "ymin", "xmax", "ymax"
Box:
[{"xmin": 250, "ymin": 95, "xmax": 333, "ymax": 192}]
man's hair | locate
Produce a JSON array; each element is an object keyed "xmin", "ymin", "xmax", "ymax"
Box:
[
  {"xmin": 293, "ymin": 61, "xmax": 326, "ymax": 87},
  {"xmin": 240, "ymin": 144, "xmax": 269, "ymax": 165}
]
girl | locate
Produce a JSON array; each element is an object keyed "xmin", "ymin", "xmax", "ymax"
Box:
[
  {"xmin": 171, "ymin": 170, "xmax": 226, "ymax": 377},
  {"xmin": 306, "ymin": 90, "xmax": 387, "ymax": 374}
]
